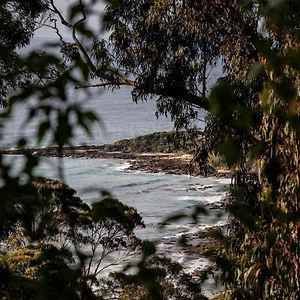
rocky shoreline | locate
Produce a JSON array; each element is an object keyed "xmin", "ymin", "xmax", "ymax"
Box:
[
  {"xmin": 0, "ymin": 145, "xmax": 232, "ymax": 178},
  {"xmin": 1, "ymin": 143, "xmax": 229, "ymax": 299},
  {"xmin": 1, "ymin": 145, "xmax": 230, "ymax": 252}
]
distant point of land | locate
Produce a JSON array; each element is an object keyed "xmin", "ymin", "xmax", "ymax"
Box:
[{"xmin": 0, "ymin": 131, "xmax": 232, "ymax": 178}]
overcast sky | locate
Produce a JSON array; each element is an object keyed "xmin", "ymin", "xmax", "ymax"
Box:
[{"xmin": 35, "ymin": 0, "xmax": 107, "ymax": 40}]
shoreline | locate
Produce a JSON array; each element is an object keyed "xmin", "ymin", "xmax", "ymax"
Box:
[
  {"xmin": 1, "ymin": 145, "xmax": 229, "ymax": 299},
  {"xmin": 0, "ymin": 145, "xmax": 233, "ymax": 178}
]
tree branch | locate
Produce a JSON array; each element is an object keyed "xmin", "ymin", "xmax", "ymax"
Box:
[
  {"xmin": 73, "ymin": 0, "xmax": 86, "ymax": 28},
  {"xmin": 74, "ymin": 79, "xmax": 138, "ymax": 89},
  {"xmin": 49, "ymin": 0, "xmax": 98, "ymax": 74},
  {"xmin": 75, "ymin": 79, "xmax": 209, "ymax": 111},
  {"xmin": 49, "ymin": 1, "xmax": 209, "ymax": 112},
  {"xmin": 49, "ymin": 0, "xmax": 72, "ymax": 28}
]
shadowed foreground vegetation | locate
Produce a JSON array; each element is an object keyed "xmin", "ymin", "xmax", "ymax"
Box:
[{"xmin": 0, "ymin": 0, "xmax": 300, "ymax": 299}]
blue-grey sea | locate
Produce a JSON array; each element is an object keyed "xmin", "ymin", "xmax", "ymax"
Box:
[{"xmin": 1, "ymin": 80, "xmax": 228, "ymax": 297}]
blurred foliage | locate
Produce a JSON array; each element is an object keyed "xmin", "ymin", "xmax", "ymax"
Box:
[
  {"xmin": 1, "ymin": 0, "xmax": 300, "ymax": 299},
  {"xmin": 0, "ymin": 244, "xmax": 81, "ymax": 299}
]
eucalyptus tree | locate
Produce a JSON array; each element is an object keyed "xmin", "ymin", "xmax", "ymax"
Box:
[
  {"xmin": 44, "ymin": 1, "xmax": 261, "ymax": 126},
  {"xmin": 43, "ymin": 0, "xmax": 265, "ymax": 169},
  {"xmin": 215, "ymin": 2, "xmax": 300, "ymax": 299}
]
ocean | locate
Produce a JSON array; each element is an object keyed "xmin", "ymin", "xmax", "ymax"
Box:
[
  {"xmin": 4, "ymin": 155, "xmax": 230, "ymax": 297},
  {"xmin": 1, "ymin": 84, "xmax": 228, "ymax": 297},
  {"xmin": 0, "ymin": 87, "xmax": 178, "ymax": 147}
]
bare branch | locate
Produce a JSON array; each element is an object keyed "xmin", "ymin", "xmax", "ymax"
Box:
[
  {"xmin": 37, "ymin": 18, "xmax": 64, "ymax": 42},
  {"xmin": 96, "ymin": 248, "xmax": 135, "ymax": 276},
  {"xmin": 49, "ymin": 0, "xmax": 72, "ymax": 29},
  {"xmin": 49, "ymin": 0, "xmax": 98, "ymax": 73},
  {"xmin": 34, "ymin": 13, "xmax": 52, "ymax": 31}
]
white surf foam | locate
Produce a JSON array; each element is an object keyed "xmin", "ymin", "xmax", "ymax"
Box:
[
  {"xmin": 176, "ymin": 194, "xmax": 225, "ymax": 204},
  {"xmin": 113, "ymin": 161, "xmax": 131, "ymax": 171}
]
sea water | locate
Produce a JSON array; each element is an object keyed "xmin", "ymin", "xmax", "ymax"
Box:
[
  {"xmin": 0, "ymin": 87, "xmax": 205, "ymax": 148},
  {"xmin": 4, "ymin": 155, "xmax": 230, "ymax": 297},
  {"xmin": 1, "ymin": 86, "xmax": 227, "ymax": 297}
]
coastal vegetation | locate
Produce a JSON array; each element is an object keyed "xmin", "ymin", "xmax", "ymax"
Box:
[
  {"xmin": 104, "ymin": 131, "xmax": 199, "ymax": 154},
  {"xmin": 0, "ymin": 131, "xmax": 227, "ymax": 176},
  {"xmin": 0, "ymin": 0, "xmax": 300, "ymax": 299}
]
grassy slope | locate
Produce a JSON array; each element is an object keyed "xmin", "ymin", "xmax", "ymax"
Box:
[{"xmin": 105, "ymin": 131, "xmax": 198, "ymax": 153}]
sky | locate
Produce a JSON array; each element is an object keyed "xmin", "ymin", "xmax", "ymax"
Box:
[{"xmin": 35, "ymin": 0, "xmax": 107, "ymax": 40}]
